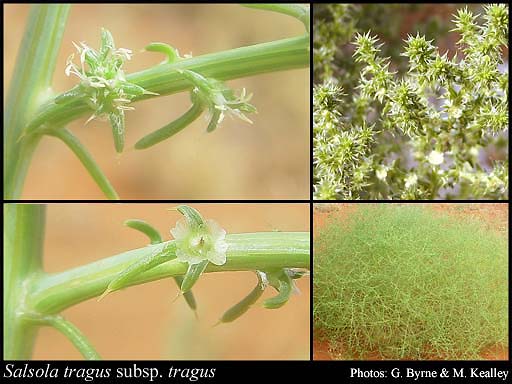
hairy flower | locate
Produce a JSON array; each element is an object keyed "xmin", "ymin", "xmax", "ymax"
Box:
[
  {"xmin": 63, "ymin": 28, "xmax": 157, "ymax": 152},
  {"xmin": 179, "ymin": 70, "xmax": 256, "ymax": 132}
]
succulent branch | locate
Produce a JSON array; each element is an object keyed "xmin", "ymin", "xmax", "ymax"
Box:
[{"xmin": 4, "ymin": 4, "xmax": 310, "ymax": 200}]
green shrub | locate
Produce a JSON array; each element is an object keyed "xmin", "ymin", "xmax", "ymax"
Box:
[{"xmin": 314, "ymin": 205, "xmax": 508, "ymax": 359}]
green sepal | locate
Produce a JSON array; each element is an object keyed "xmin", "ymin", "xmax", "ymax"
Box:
[
  {"xmin": 100, "ymin": 28, "xmax": 115, "ymax": 60},
  {"xmin": 173, "ymin": 205, "xmax": 207, "ymax": 229}
]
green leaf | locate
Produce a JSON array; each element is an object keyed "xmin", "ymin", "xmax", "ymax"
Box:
[
  {"xmin": 180, "ymin": 259, "xmax": 209, "ymax": 294},
  {"xmin": 46, "ymin": 128, "xmax": 119, "ymax": 200},
  {"xmin": 217, "ymin": 271, "xmax": 266, "ymax": 324},
  {"xmin": 263, "ymin": 269, "xmax": 294, "ymax": 309},
  {"xmin": 47, "ymin": 316, "xmax": 101, "ymax": 360},
  {"xmin": 123, "ymin": 218, "xmax": 197, "ymax": 312},
  {"xmin": 124, "ymin": 219, "xmax": 163, "ymax": 244},
  {"xmin": 145, "ymin": 42, "xmax": 180, "ymax": 64},
  {"xmin": 109, "ymin": 112, "xmax": 125, "ymax": 153},
  {"xmin": 134, "ymin": 101, "xmax": 204, "ymax": 149},
  {"xmin": 99, "ymin": 242, "xmax": 177, "ymax": 300},
  {"xmin": 243, "ymin": 4, "xmax": 310, "ymax": 33}
]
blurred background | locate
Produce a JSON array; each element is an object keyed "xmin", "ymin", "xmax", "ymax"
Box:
[
  {"xmin": 31, "ymin": 204, "xmax": 310, "ymax": 360},
  {"xmin": 4, "ymin": 4, "xmax": 309, "ymax": 199}
]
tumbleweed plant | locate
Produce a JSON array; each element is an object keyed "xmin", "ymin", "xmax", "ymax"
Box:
[
  {"xmin": 4, "ymin": 204, "xmax": 310, "ymax": 359},
  {"xmin": 4, "ymin": 4, "xmax": 309, "ymax": 200},
  {"xmin": 313, "ymin": 4, "xmax": 508, "ymax": 199},
  {"xmin": 314, "ymin": 205, "xmax": 508, "ymax": 360}
]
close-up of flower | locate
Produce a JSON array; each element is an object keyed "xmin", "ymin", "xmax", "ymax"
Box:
[
  {"xmin": 61, "ymin": 28, "xmax": 157, "ymax": 153},
  {"xmin": 179, "ymin": 70, "xmax": 256, "ymax": 132},
  {"xmin": 171, "ymin": 215, "xmax": 229, "ymax": 266}
]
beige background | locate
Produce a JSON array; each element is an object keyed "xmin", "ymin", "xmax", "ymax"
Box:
[
  {"xmin": 32, "ymin": 204, "xmax": 310, "ymax": 360},
  {"xmin": 4, "ymin": 4, "xmax": 310, "ymax": 199}
]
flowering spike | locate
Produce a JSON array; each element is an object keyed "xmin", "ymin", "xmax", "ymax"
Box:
[
  {"xmin": 179, "ymin": 69, "xmax": 256, "ymax": 132},
  {"xmin": 64, "ymin": 28, "xmax": 157, "ymax": 152}
]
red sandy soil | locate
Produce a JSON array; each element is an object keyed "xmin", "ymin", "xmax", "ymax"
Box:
[
  {"xmin": 313, "ymin": 340, "xmax": 509, "ymax": 361},
  {"xmin": 313, "ymin": 203, "xmax": 509, "ymax": 361},
  {"xmin": 313, "ymin": 339, "xmax": 332, "ymax": 361}
]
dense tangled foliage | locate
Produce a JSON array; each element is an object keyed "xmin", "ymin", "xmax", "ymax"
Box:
[
  {"xmin": 314, "ymin": 205, "xmax": 508, "ymax": 359},
  {"xmin": 314, "ymin": 4, "xmax": 508, "ymax": 199}
]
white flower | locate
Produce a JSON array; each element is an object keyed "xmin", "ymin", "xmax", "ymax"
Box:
[
  {"xmin": 427, "ymin": 150, "xmax": 444, "ymax": 166},
  {"xmin": 115, "ymin": 48, "xmax": 133, "ymax": 61},
  {"xmin": 181, "ymin": 70, "xmax": 256, "ymax": 128},
  {"xmin": 405, "ymin": 173, "xmax": 418, "ymax": 189},
  {"xmin": 171, "ymin": 218, "xmax": 228, "ymax": 266},
  {"xmin": 376, "ymin": 166, "xmax": 388, "ymax": 180},
  {"xmin": 469, "ymin": 146, "xmax": 479, "ymax": 157}
]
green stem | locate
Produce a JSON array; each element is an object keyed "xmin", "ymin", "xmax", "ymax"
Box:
[
  {"xmin": 243, "ymin": 4, "xmax": 310, "ymax": 32},
  {"xmin": 26, "ymin": 35, "xmax": 309, "ymax": 135},
  {"xmin": 46, "ymin": 128, "xmax": 119, "ymax": 200},
  {"xmin": 22, "ymin": 312, "xmax": 101, "ymax": 360},
  {"xmin": 4, "ymin": 4, "xmax": 70, "ymax": 200},
  {"xmin": 26, "ymin": 232, "xmax": 310, "ymax": 315},
  {"xmin": 46, "ymin": 316, "xmax": 101, "ymax": 360},
  {"xmin": 4, "ymin": 204, "xmax": 46, "ymax": 359}
]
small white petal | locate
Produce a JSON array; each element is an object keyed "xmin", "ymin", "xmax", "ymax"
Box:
[
  {"xmin": 427, "ymin": 150, "xmax": 444, "ymax": 166},
  {"xmin": 84, "ymin": 114, "xmax": 97, "ymax": 125},
  {"xmin": 230, "ymin": 109, "xmax": 253, "ymax": 124},
  {"xmin": 116, "ymin": 48, "xmax": 133, "ymax": 60},
  {"xmin": 72, "ymin": 41, "xmax": 82, "ymax": 53},
  {"xmin": 405, "ymin": 173, "xmax": 418, "ymax": 189},
  {"xmin": 176, "ymin": 249, "xmax": 204, "ymax": 265},
  {"xmin": 170, "ymin": 218, "xmax": 188, "ymax": 240},
  {"xmin": 207, "ymin": 249, "xmax": 227, "ymax": 266},
  {"xmin": 214, "ymin": 239, "xmax": 229, "ymax": 254},
  {"xmin": 117, "ymin": 105, "xmax": 135, "ymax": 111},
  {"xmin": 376, "ymin": 167, "xmax": 387, "ymax": 180},
  {"xmin": 206, "ymin": 219, "xmax": 226, "ymax": 241}
]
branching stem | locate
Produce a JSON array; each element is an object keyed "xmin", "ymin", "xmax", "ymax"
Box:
[{"xmin": 26, "ymin": 232, "xmax": 310, "ymax": 315}]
